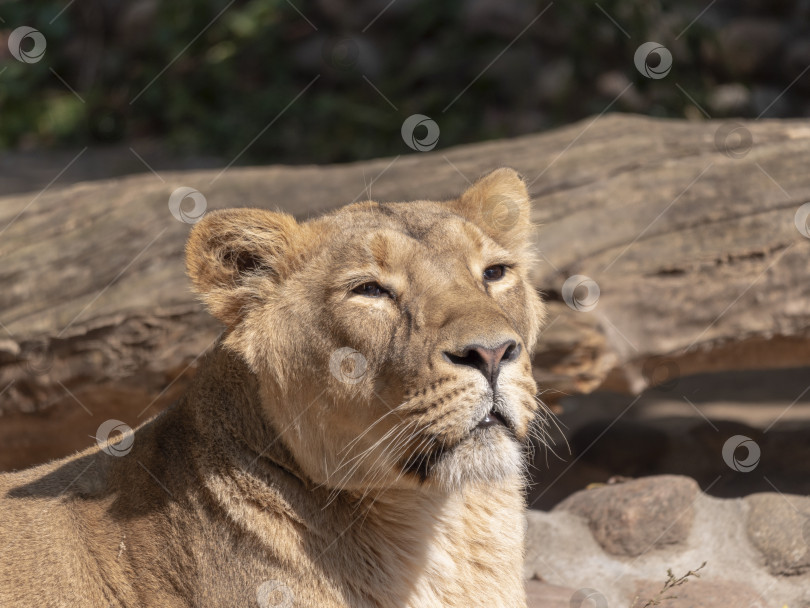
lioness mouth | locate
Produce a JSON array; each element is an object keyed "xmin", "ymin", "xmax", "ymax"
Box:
[{"xmin": 477, "ymin": 409, "xmax": 508, "ymax": 429}]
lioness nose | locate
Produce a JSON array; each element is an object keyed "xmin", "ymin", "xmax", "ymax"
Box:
[{"xmin": 443, "ymin": 340, "xmax": 519, "ymax": 387}]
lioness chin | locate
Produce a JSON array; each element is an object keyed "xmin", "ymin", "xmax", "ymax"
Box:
[{"xmin": 0, "ymin": 168, "xmax": 547, "ymax": 608}]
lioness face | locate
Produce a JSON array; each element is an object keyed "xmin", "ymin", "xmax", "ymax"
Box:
[{"xmin": 187, "ymin": 168, "xmax": 546, "ymax": 492}]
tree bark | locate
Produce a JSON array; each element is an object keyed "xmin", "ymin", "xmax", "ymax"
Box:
[{"xmin": 1, "ymin": 114, "xmax": 808, "ymax": 470}]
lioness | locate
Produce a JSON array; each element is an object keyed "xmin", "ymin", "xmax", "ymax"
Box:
[{"xmin": 0, "ymin": 168, "xmax": 546, "ymax": 608}]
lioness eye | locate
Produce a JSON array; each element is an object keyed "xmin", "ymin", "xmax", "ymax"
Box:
[
  {"xmin": 483, "ymin": 265, "xmax": 506, "ymax": 281},
  {"xmin": 352, "ymin": 282, "xmax": 389, "ymax": 298}
]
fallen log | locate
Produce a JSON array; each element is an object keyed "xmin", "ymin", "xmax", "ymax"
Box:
[{"xmin": 1, "ymin": 114, "xmax": 808, "ymax": 470}]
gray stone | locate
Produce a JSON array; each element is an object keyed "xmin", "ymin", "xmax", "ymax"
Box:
[
  {"xmin": 745, "ymin": 492, "xmax": 810, "ymax": 575},
  {"xmin": 524, "ymin": 509, "xmax": 603, "ymax": 581},
  {"xmin": 554, "ymin": 475, "xmax": 699, "ymax": 557}
]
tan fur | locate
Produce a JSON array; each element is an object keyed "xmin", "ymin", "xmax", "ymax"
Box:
[{"xmin": 0, "ymin": 168, "xmax": 547, "ymax": 608}]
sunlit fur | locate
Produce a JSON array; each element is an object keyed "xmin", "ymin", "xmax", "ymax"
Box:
[
  {"xmin": 0, "ymin": 168, "xmax": 548, "ymax": 608},
  {"xmin": 186, "ymin": 169, "xmax": 547, "ymax": 497}
]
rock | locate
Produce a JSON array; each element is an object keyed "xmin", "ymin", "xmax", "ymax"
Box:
[
  {"xmin": 745, "ymin": 493, "xmax": 810, "ymax": 575},
  {"xmin": 526, "ymin": 579, "xmax": 578, "ymax": 608},
  {"xmin": 554, "ymin": 475, "xmax": 699, "ymax": 557},
  {"xmin": 524, "ymin": 509, "xmax": 603, "ymax": 581},
  {"xmin": 631, "ymin": 579, "xmax": 765, "ymax": 608},
  {"xmin": 526, "ymin": 480, "xmax": 810, "ymax": 607}
]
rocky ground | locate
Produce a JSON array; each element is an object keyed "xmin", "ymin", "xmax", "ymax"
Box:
[
  {"xmin": 524, "ymin": 475, "xmax": 810, "ymax": 607},
  {"xmin": 523, "ymin": 365, "xmax": 810, "ymax": 606}
]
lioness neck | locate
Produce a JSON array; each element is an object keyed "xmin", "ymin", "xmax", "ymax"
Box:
[
  {"xmin": 179, "ymin": 346, "xmax": 528, "ymax": 608},
  {"xmin": 350, "ymin": 484, "xmax": 528, "ymax": 608}
]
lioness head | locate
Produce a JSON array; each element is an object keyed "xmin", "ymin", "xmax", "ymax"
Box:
[{"xmin": 186, "ymin": 168, "xmax": 546, "ymax": 493}]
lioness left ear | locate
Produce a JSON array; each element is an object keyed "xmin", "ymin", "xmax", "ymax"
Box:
[
  {"xmin": 449, "ymin": 167, "xmax": 532, "ymax": 253},
  {"xmin": 185, "ymin": 208, "xmax": 300, "ymax": 328}
]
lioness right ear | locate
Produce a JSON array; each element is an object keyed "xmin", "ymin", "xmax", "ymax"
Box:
[
  {"xmin": 185, "ymin": 208, "xmax": 300, "ymax": 327},
  {"xmin": 448, "ymin": 167, "xmax": 533, "ymax": 256}
]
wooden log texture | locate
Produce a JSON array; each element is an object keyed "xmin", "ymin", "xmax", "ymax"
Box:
[{"xmin": 1, "ymin": 114, "xmax": 809, "ymax": 470}]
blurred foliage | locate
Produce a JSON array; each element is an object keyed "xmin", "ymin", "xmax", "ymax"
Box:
[{"xmin": 0, "ymin": 0, "xmax": 802, "ymax": 164}]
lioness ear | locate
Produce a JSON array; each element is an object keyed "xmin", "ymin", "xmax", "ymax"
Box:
[
  {"xmin": 185, "ymin": 208, "xmax": 300, "ymax": 327},
  {"xmin": 449, "ymin": 167, "xmax": 532, "ymax": 253}
]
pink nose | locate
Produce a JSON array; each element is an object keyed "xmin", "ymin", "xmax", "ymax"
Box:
[{"xmin": 443, "ymin": 340, "xmax": 519, "ymax": 387}]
